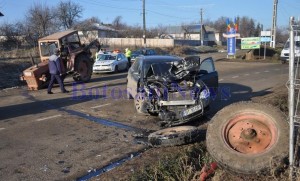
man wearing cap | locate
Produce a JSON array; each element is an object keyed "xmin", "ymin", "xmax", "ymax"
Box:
[{"xmin": 47, "ymin": 48, "xmax": 69, "ymax": 94}]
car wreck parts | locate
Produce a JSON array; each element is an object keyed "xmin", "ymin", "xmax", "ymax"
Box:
[
  {"xmin": 206, "ymin": 102, "xmax": 288, "ymax": 174},
  {"xmin": 134, "ymin": 56, "xmax": 211, "ymax": 127},
  {"xmin": 20, "ymin": 30, "xmax": 100, "ymax": 90},
  {"xmin": 148, "ymin": 126, "xmax": 203, "ymax": 147}
]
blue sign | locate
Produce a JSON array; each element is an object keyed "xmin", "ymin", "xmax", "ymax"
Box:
[
  {"xmin": 260, "ymin": 37, "xmax": 271, "ymax": 42},
  {"xmin": 227, "ymin": 28, "xmax": 236, "ymax": 55}
]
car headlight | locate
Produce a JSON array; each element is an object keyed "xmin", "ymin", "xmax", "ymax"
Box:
[{"xmin": 200, "ymin": 89, "xmax": 210, "ymax": 99}]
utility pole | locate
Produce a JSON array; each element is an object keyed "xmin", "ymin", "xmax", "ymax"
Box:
[
  {"xmin": 142, "ymin": 0, "xmax": 146, "ymax": 47},
  {"xmin": 200, "ymin": 8, "xmax": 203, "ymax": 46},
  {"xmin": 270, "ymin": 0, "xmax": 278, "ymax": 48}
]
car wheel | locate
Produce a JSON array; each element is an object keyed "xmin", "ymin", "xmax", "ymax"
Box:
[
  {"xmin": 134, "ymin": 92, "xmax": 148, "ymax": 114},
  {"xmin": 148, "ymin": 126, "xmax": 202, "ymax": 147},
  {"xmin": 206, "ymin": 101, "xmax": 288, "ymax": 174}
]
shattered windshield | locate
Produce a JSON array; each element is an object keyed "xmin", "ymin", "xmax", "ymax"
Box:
[{"xmin": 98, "ymin": 54, "xmax": 117, "ymax": 61}]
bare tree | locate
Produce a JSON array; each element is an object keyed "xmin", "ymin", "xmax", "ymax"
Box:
[
  {"xmin": 147, "ymin": 24, "xmax": 167, "ymax": 38},
  {"xmin": 181, "ymin": 23, "xmax": 193, "ymax": 40},
  {"xmin": 238, "ymin": 17, "xmax": 256, "ymax": 37},
  {"xmin": 57, "ymin": 0, "xmax": 83, "ymax": 29},
  {"xmin": 73, "ymin": 17, "xmax": 101, "ymax": 31},
  {"xmin": 276, "ymin": 26, "xmax": 289, "ymax": 44},
  {"xmin": 211, "ymin": 16, "xmax": 228, "ymax": 36},
  {"xmin": 26, "ymin": 3, "xmax": 56, "ymax": 38},
  {"xmin": 112, "ymin": 16, "xmax": 125, "ymax": 30},
  {"xmin": 0, "ymin": 22, "xmax": 23, "ymax": 50}
]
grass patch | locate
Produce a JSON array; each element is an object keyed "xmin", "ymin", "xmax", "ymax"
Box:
[{"xmin": 130, "ymin": 143, "xmax": 213, "ymax": 181}]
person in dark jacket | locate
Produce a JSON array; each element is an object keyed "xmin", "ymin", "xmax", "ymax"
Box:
[{"xmin": 47, "ymin": 48, "xmax": 69, "ymax": 94}]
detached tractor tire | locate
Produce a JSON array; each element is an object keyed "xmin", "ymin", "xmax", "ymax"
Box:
[
  {"xmin": 148, "ymin": 126, "xmax": 202, "ymax": 147},
  {"xmin": 206, "ymin": 101, "xmax": 288, "ymax": 175},
  {"xmin": 73, "ymin": 55, "xmax": 92, "ymax": 82}
]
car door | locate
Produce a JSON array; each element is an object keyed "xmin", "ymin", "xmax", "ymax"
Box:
[
  {"xmin": 121, "ymin": 54, "xmax": 128, "ymax": 70},
  {"xmin": 199, "ymin": 57, "xmax": 219, "ymax": 89},
  {"xmin": 116, "ymin": 54, "xmax": 124, "ymax": 70},
  {"xmin": 127, "ymin": 58, "xmax": 141, "ymax": 98}
]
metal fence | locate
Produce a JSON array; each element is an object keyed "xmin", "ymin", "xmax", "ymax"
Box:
[{"xmin": 288, "ymin": 16, "xmax": 300, "ymax": 179}]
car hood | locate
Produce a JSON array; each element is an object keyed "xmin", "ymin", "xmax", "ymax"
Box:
[
  {"xmin": 144, "ymin": 56, "xmax": 201, "ymax": 82},
  {"xmin": 94, "ymin": 60, "xmax": 115, "ymax": 66}
]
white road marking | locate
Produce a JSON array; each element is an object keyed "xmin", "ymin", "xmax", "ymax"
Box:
[
  {"xmin": 219, "ymin": 79, "xmax": 224, "ymax": 82},
  {"xmin": 244, "ymin": 74, "xmax": 250, "ymax": 76},
  {"xmin": 91, "ymin": 103, "xmax": 112, "ymax": 109},
  {"xmin": 264, "ymin": 70, "xmax": 270, "ymax": 73},
  {"xmin": 0, "ymin": 128, "xmax": 5, "ymax": 131},
  {"xmin": 36, "ymin": 114, "xmax": 62, "ymax": 122},
  {"xmin": 88, "ymin": 79, "xmax": 122, "ymax": 89},
  {"xmin": 274, "ymin": 69, "xmax": 280, "ymax": 71},
  {"xmin": 232, "ymin": 76, "xmax": 239, "ymax": 79},
  {"xmin": 254, "ymin": 72, "xmax": 260, "ymax": 74},
  {"xmin": 71, "ymin": 79, "xmax": 123, "ymax": 93}
]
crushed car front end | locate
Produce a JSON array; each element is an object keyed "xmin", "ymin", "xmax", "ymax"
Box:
[{"xmin": 135, "ymin": 56, "xmax": 211, "ymax": 126}]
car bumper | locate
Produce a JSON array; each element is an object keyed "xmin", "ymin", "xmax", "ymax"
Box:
[
  {"xmin": 280, "ymin": 56, "xmax": 300, "ymax": 61},
  {"xmin": 93, "ymin": 66, "xmax": 114, "ymax": 73}
]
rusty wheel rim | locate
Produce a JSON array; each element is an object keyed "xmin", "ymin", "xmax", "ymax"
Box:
[
  {"xmin": 223, "ymin": 113, "xmax": 277, "ymax": 155},
  {"xmin": 78, "ymin": 61, "xmax": 88, "ymax": 79}
]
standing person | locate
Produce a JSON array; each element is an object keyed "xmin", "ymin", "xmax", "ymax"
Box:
[
  {"xmin": 47, "ymin": 48, "xmax": 69, "ymax": 94},
  {"xmin": 125, "ymin": 48, "xmax": 132, "ymax": 67}
]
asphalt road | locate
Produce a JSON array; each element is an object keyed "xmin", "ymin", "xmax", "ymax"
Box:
[{"xmin": 0, "ymin": 58, "xmax": 289, "ymax": 180}]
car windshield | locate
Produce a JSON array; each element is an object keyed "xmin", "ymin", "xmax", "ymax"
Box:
[
  {"xmin": 284, "ymin": 41, "xmax": 300, "ymax": 49},
  {"xmin": 143, "ymin": 62, "xmax": 173, "ymax": 79},
  {"xmin": 98, "ymin": 54, "xmax": 117, "ymax": 61}
]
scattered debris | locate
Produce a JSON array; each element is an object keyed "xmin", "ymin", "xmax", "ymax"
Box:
[{"xmin": 199, "ymin": 162, "xmax": 217, "ymax": 181}]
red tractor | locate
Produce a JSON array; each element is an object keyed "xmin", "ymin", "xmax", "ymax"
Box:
[{"xmin": 21, "ymin": 30, "xmax": 100, "ymax": 90}]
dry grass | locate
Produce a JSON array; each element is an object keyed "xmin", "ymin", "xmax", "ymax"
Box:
[{"xmin": 130, "ymin": 143, "xmax": 213, "ymax": 181}]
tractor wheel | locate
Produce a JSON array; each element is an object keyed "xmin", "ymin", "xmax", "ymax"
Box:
[
  {"xmin": 73, "ymin": 55, "xmax": 92, "ymax": 82},
  {"xmin": 148, "ymin": 126, "xmax": 202, "ymax": 147},
  {"xmin": 206, "ymin": 101, "xmax": 288, "ymax": 174}
]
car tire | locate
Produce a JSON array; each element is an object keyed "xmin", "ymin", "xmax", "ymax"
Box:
[
  {"xmin": 206, "ymin": 101, "xmax": 288, "ymax": 174},
  {"xmin": 134, "ymin": 92, "xmax": 148, "ymax": 114},
  {"xmin": 148, "ymin": 126, "xmax": 202, "ymax": 147}
]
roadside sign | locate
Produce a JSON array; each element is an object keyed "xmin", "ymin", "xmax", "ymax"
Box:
[
  {"xmin": 241, "ymin": 37, "xmax": 260, "ymax": 49},
  {"xmin": 261, "ymin": 31, "xmax": 271, "ymax": 36},
  {"xmin": 227, "ymin": 28, "xmax": 236, "ymax": 55},
  {"xmin": 261, "ymin": 37, "xmax": 271, "ymax": 42}
]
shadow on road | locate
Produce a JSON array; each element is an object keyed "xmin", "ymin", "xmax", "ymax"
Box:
[{"xmin": 0, "ymin": 91, "xmax": 105, "ymax": 120}]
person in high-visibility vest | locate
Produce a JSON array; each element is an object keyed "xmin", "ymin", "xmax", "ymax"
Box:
[{"xmin": 125, "ymin": 48, "xmax": 132, "ymax": 67}]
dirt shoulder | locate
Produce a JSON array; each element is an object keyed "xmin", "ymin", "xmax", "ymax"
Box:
[{"xmin": 94, "ymin": 85, "xmax": 289, "ymax": 181}]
